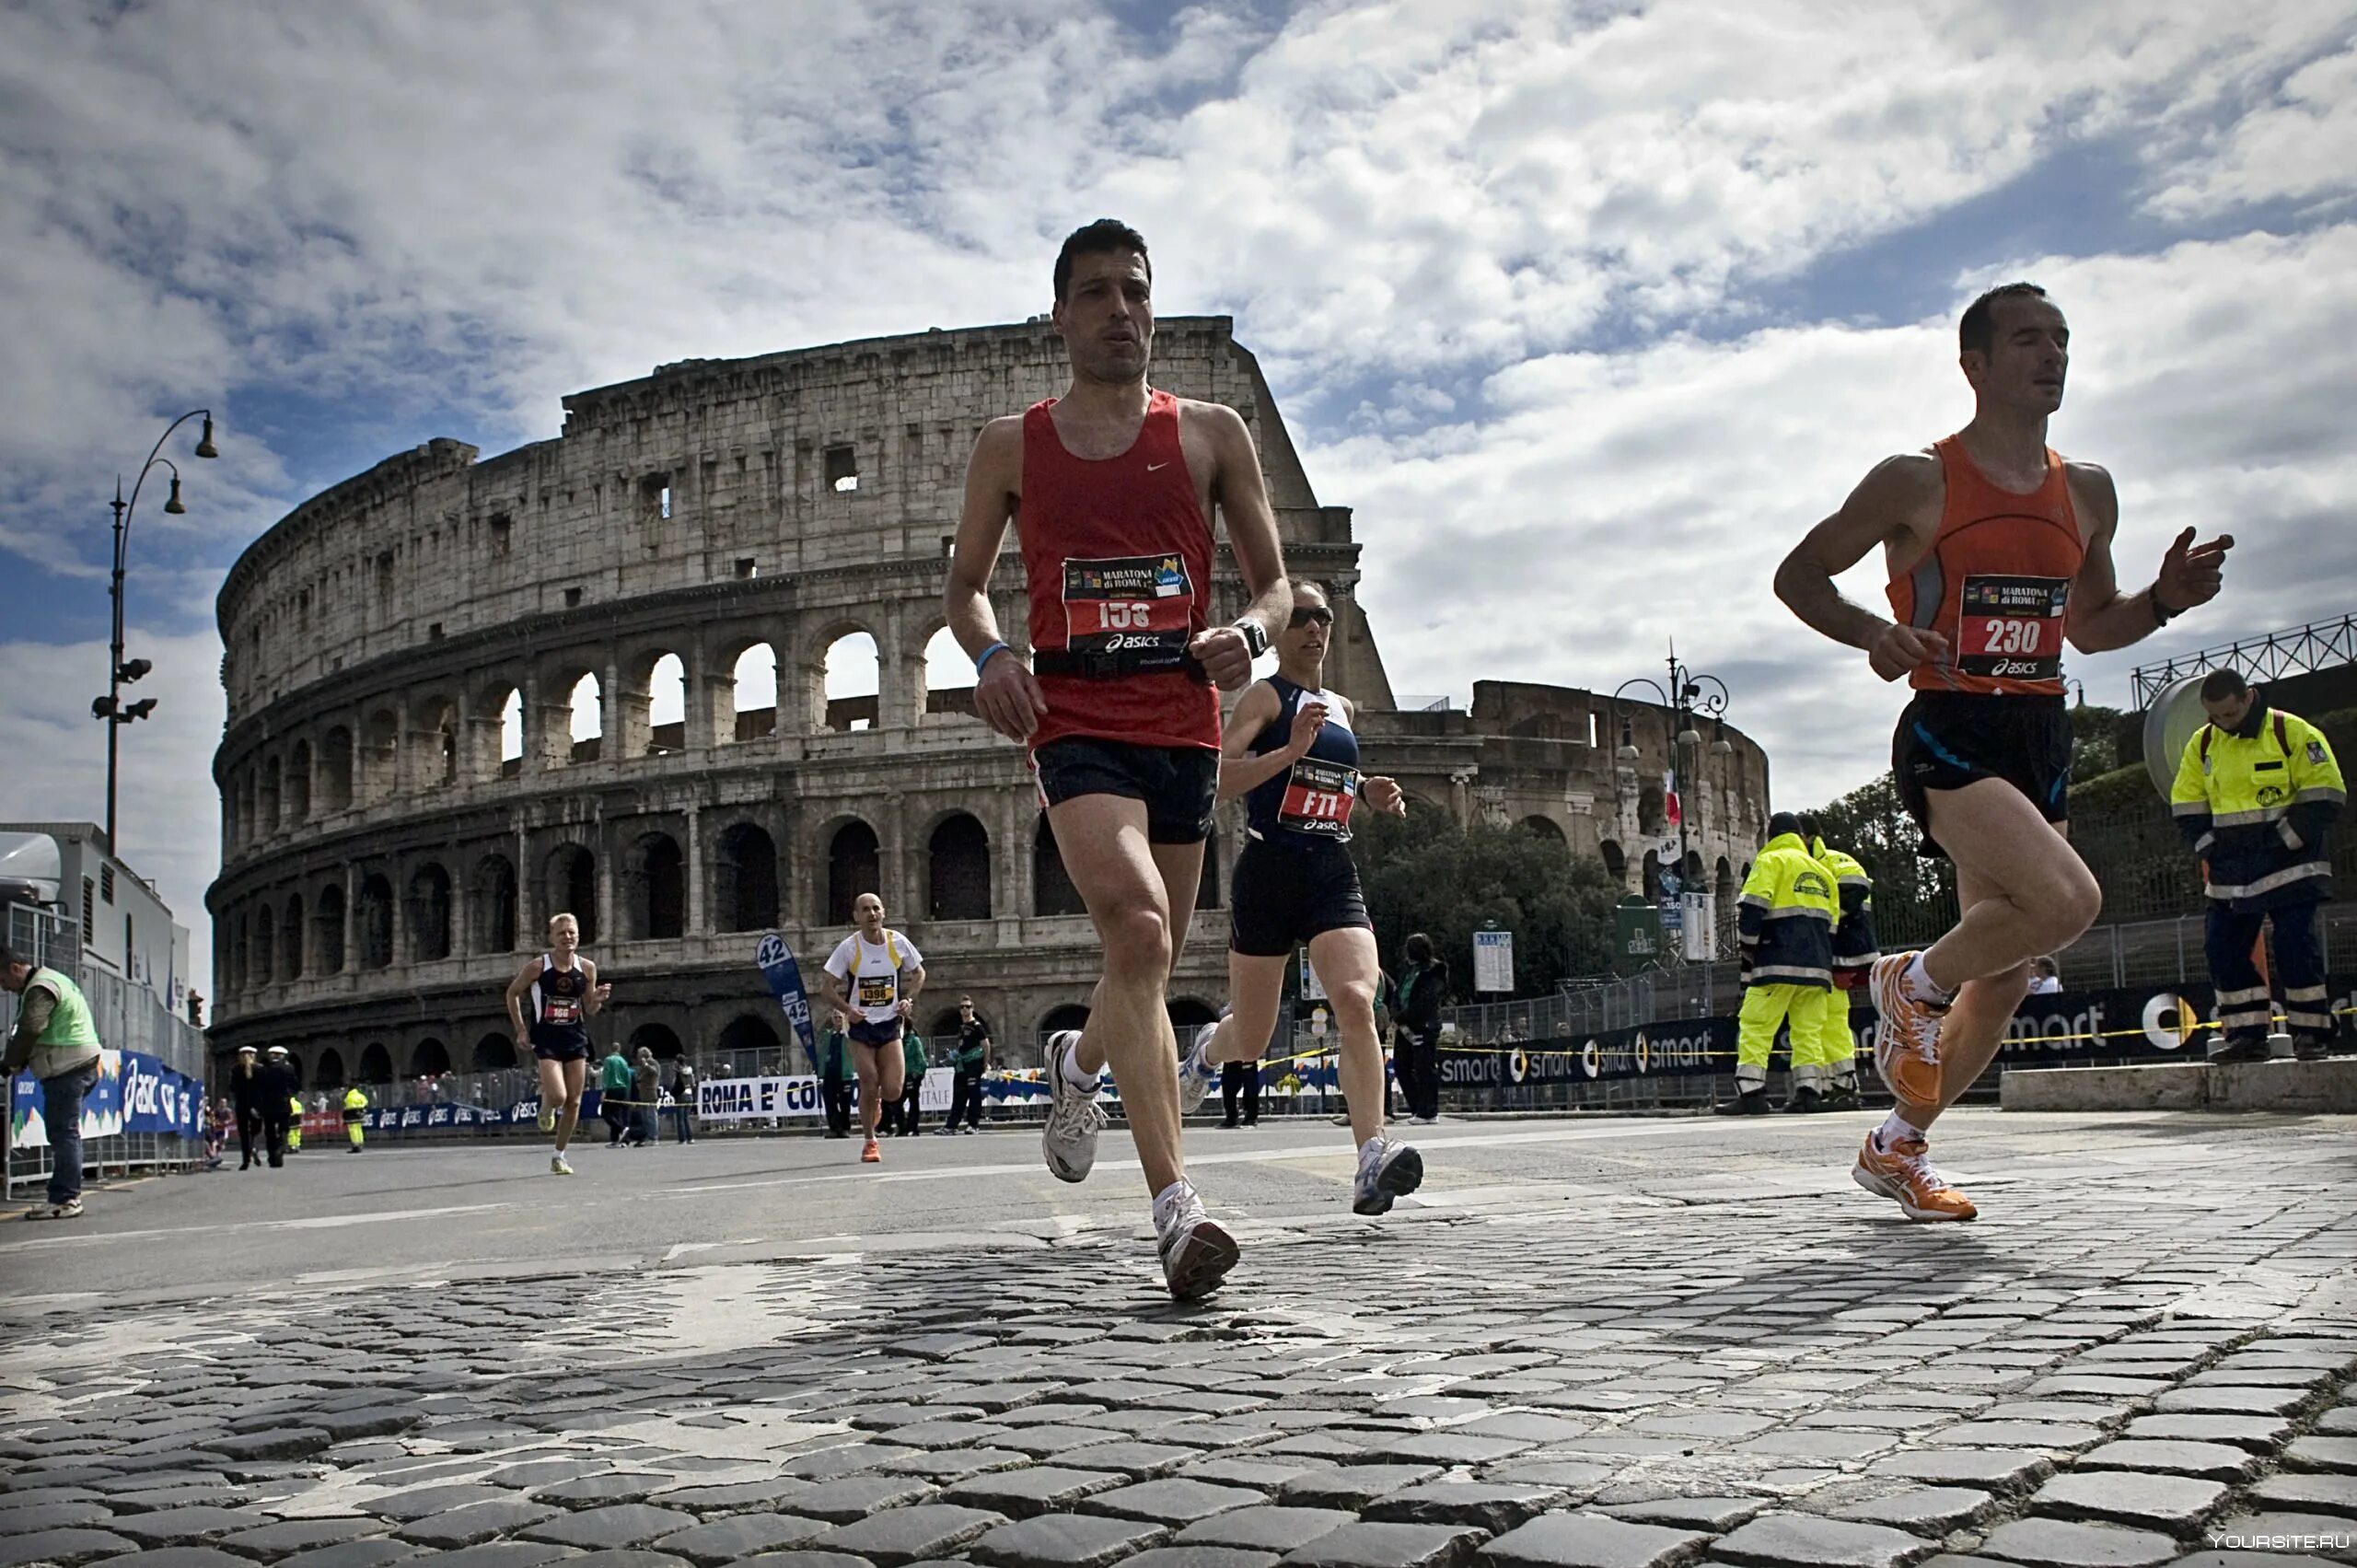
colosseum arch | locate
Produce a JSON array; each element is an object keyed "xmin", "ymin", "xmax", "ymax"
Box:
[
  {"xmin": 726, "ymin": 639, "xmax": 781, "ymax": 743},
  {"xmin": 286, "ymin": 738, "xmax": 312, "ymax": 823},
  {"xmin": 1033, "ymin": 816, "xmax": 1085, "ymax": 918},
  {"xmin": 1520, "ymin": 814, "xmax": 1568, "ymax": 846},
  {"xmin": 810, "ymin": 621, "xmax": 881, "ymax": 734},
  {"xmin": 412, "ymin": 693, "xmax": 462, "ymax": 789},
  {"xmin": 411, "ymin": 1038, "xmax": 452, "ymax": 1077},
  {"xmin": 563, "ymin": 670, "xmax": 604, "ymax": 765},
  {"xmin": 408, "ymin": 862, "xmax": 454, "ymax": 961},
  {"xmin": 260, "ymin": 754, "xmax": 283, "ymax": 836},
  {"xmin": 355, "ymin": 873, "xmax": 395, "ymax": 969},
  {"xmin": 823, "ymin": 817, "xmax": 880, "ymax": 925},
  {"xmin": 926, "ymin": 811, "xmax": 992, "ymax": 922},
  {"xmin": 472, "ymin": 1033, "xmax": 517, "ymax": 1071},
  {"xmin": 281, "ymin": 892, "xmax": 304, "ymax": 981},
  {"xmin": 1039, "ymin": 1002, "xmax": 1091, "ymax": 1043},
  {"xmin": 470, "ymin": 853, "xmax": 518, "ymax": 954},
  {"xmin": 617, "ymin": 645, "xmax": 688, "ymax": 758},
  {"xmin": 319, "ymin": 726, "xmax": 354, "ymax": 812},
  {"xmin": 714, "ymin": 820, "xmax": 781, "ymax": 932},
  {"xmin": 315, "ymin": 882, "xmax": 346, "ymax": 973},
  {"xmin": 1599, "ymin": 839, "xmax": 1628, "ymax": 888},
  {"xmin": 1169, "ymin": 998, "xmax": 1219, "ymax": 1030},
  {"xmin": 313, "ymin": 1046, "xmax": 346, "ymax": 1088},
  {"xmin": 622, "ymin": 829, "xmax": 687, "ymax": 940},
  {"xmin": 714, "ymin": 1014, "xmax": 782, "ymax": 1071},
  {"xmin": 542, "ymin": 843, "xmax": 598, "ymax": 944},
  {"xmin": 360, "ymin": 708, "xmax": 401, "ymax": 804},
  {"xmin": 919, "ymin": 623, "xmax": 980, "ymax": 722},
  {"xmin": 252, "ymin": 903, "xmax": 276, "ymax": 986},
  {"xmin": 357, "ymin": 1042, "xmax": 394, "ymax": 1084},
  {"xmin": 629, "ymin": 1022, "xmax": 683, "ymax": 1060},
  {"xmin": 235, "ymin": 772, "xmax": 257, "ymax": 848},
  {"xmin": 466, "ymin": 679, "xmax": 523, "ymax": 784}
]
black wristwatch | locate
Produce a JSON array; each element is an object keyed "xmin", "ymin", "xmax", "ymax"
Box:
[{"xmin": 1233, "ymin": 619, "xmax": 1271, "ymax": 658}]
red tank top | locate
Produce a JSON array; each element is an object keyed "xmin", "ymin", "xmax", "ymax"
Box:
[
  {"xmin": 1887, "ymin": 435, "xmax": 2085, "ymax": 696},
  {"xmin": 1018, "ymin": 389, "xmax": 1220, "ymax": 751}
]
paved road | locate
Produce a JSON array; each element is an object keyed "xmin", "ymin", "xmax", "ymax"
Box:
[{"xmin": 2, "ymin": 1108, "xmax": 2352, "ymax": 1567}]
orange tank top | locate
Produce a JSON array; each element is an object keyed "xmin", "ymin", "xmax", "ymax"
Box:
[{"xmin": 1887, "ymin": 435, "xmax": 2084, "ymax": 696}]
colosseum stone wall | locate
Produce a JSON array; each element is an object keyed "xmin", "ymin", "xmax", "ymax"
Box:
[{"xmin": 206, "ymin": 318, "xmax": 1770, "ymax": 1089}]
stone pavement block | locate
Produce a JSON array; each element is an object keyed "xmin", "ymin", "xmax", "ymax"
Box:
[
  {"xmin": 1459, "ymin": 1417, "xmax": 1594, "ymax": 1446},
  {"xmin": 2248, "ymin": 1470, "xmax": 2357, "ymax": 1512},
  {"xmin": 1176, "ymin": 1507, "xmax": 1360, "ymax": 1552},
  {"xmin": 210, "ymin": 1429, "xmax": 335, "ymax": 1461},
  {"xmin": 317, "ymin": 1409, "xmax": 428, "ymax": 1442},
  {"xmin": 1866, "ymin": 1450, "xmax": 2053, "ymax": 1492},
  {"xmin": 1127, "ymin": 1549, "xmax": 1283, "ymax": 1568},
  {"xmin": 2319, "ymin": 1408, "xmax": 2357, "ymax": 1434},
  {"xmin": 970, "ymin": 1510, "xmax": 1170, "ymax": 1567},
  {"xmin": 1280, "ymin": 1469, "xmax": 1447, "ymax": 1511},
  {"xmin": 219, "ymin": 1516, "xmax": 397, "ymax": 1554},
  {"xmin": 537, "ymin": 1474, "xmax": 679, "ymax": 1508},
  {"xmin": 2120, "ymin": 1415, "xmax": 2293, "ymax": 1452},
  {"xmin": 1085, "ymin": 1478, "xmax": 1266, "ymax": 1524},
  {"xmin": 522, "ymin": 1504, "xmax": 699, "ymax": 1550},
  {"xmin": 650, "ymin": 1480, "xmax": 817, "ymax": 1516},
  {"xmin": 879, "ymin": 1446, "xmax": 1037, "ymax": 1482},
  {"xmin": 67, "ymin": 1551, "xmax": 253, "ymax": 1568},
  {"xmin": 1825, "ymin": 1488, "xmax": 1997, "ymax": 1533},
  {"xmin": 551, "ymin": 1554, "xmax": 691, "ymax": 1568},
  {"xmin": 786, "ymin": 1476, "xmax": 943, "ymax": 1523},
  {"xmin": 2074, "ymin": 1441, "xmax": 2259, "ymax": 1481},
  {"xmin": 1598, "ymin": 1501, "xmax": 1764, "ymax": 1532},
  {"xmin": 278, "ymin": 1540, "xmax": 428, "ymax": 1568},
  {"xmin": 2285, "ymin": 1437, "xmax": 2357, "ymax": 1474},
  {"xmin": 1975, "ymin": 1518, "xmax": 2179, "ymax": 1568},
  {"xmin": 881, "ymin": 1421, "xmax": 1018, "ymax": 1450},
  {"xmin": 1182, "ymin": 1458, "xmax": 1339, "ymax": 1490},
  {"xmin": 1051, "ymin": 1441, "xmax": 1201, "ymax": 1478},
  {"xmin": 1277, "ymin": 1521, "xmax": 1489, "ymax": 1568},
  {"xmin": 1711, "ymin": 1514, "xmax": 1931, "ymax": 1567},
  {"xmin": 1480, "ymin": 1464, "xmax": 1614, "ymax": 1496},
  {"xmin": 1366, "ymin": 1483, "xmax": 1569, "ymax": 1533},
  {"xmin": 1477, "ymin": 1512, "xmax": 1706, "ymax": 1568},
  {"xmin": 781, "ymin": 1446, "xmax": 925, "ymax": 1480},
  {"xmin": 374, "ymin": 1483, "xmax": 527, "ymax": 1522},
  {"xmin": 0, "ymin": 1500, "xmax": 113, "ymax": 1534},
  {"xmin": 111, "ymin": 1504, "xmax": 270, "ymax": 1542},
  {"xmin": 1629, "ymin": 1414, "xmax": 1777, "ymax": 1440},
  {"xmin": 719, "ymin": 1555, "xmax": 872, "ymax": 1568},
  {"xmin": 398, "ymin": 1500, "xmax": 564, "ymax": 1549},
  {"xmin": 814, "ymin": 1503, "xmax": 1009, "ymax": 1565},
  {"xmin": 1733, "ymin": 1430, "xmax": 1900, "ymax": 1461},
  {"xmin": 999, "ymin": 1426, "xmax": 1142, "ymax": 1458},
  {"xmin": 945, "ymin": 1467, "xmax": 1127, "ymax": 1518},
  {"xmin": 2152, "ymin": 1388, "xmax": 2308, "ymax": 1417},
  {"xmin": 1371, "ymin": 1436, "xmax": 1536, "ymax": 1468},
  {"xmin": 2030, "ymin": 1470, "xmax": 2228, "ymax": 1532},
  {"xmin": 852, "ymin": 1404, "xmax": 973, "ymax": 1430},
  {"xmin": 1932, "ymin": 1422, "xmax": 2107, "ymax": 1450},
  {"xmin": 2025, "ymin": 1378, "xmax": 2173, "ymax": 1400},
  {"xmin": 0, "ymin": 1487, "xmax": 101, "ymax": 1510},
  {"xmin": 650, "ymin": 1513, "xmax": 830, "ymax": 1564},
  {"xmin": 0, "ymin": 1527, "xmax": 137, "ymax": 1566}
]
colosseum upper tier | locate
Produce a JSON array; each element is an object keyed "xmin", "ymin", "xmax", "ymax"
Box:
[{"xmin": 207, "ymin": 318, "xmax": 1771, "ymax": 1088}]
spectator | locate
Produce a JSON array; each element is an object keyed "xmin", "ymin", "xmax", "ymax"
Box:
[
  {"xmin": 942, "ymin": 998, "xmax": 990, "ymax": 1134},
  {"xmin": 227, "ymin": 1047, "xmax": 269, "ymax": 1169},
  {"xmin": 890, "ymin": 1030, "xmax": 927, "ymax": 1136},
  {"xmin": 1394, "ymin": 933, "xmax": 1447, "ymax": 1125},
  {"xmin": 818, "ymin": 1012, "xmax": 853, "ymax": 1139},
  {"xmin": 2026, "ymin": 956, "xmax": 2063, "ymax": 995},
  {"xmin": 598, "ymin": 1047, "xmax": 633, "ymax": 1146},
  {"xmin": 672, "ymin": 1059, "xmax": 699, "ymax": 1144},
  {"xmin": 1, "ymin": 946, "xmax": 106, "ymax": 1220},
  {"xmin": 626, "ymin": 1048, "xmax": 660, "ymax": 1146},
  {"xmin": 1220, "ymin": 1059, "xmax": 1260, "ymax": 1128}
]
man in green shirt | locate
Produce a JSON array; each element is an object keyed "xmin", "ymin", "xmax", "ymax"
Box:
[
  {"xmin": 597, "ymin": 1048, "xmax": 633, "ymax": 1146},
  {"xmin": 2, "ymin": 946, "xmax": 104, "ymax": 1220},
  {"xmin": 889, "ymin": 1031, "xmax": 928, "ymax": 1136},
  {"xmin": 818, "ymin": 1011, "xmax": 852, "ymax": 1138}
]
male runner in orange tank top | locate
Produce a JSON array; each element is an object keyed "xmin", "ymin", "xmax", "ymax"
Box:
[
  {"xmin": 943, "ymin": 219, "xmax": 1293, "ymax": 1300},
  {"xmin": 1776, "ymin": 283, "xmax": 2230, "ymax": 1222}
]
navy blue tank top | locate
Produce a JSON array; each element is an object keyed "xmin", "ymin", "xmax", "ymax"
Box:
[
  {"xmin": 530, "ymin": 956, "xmax": 592, "ymax": 1050},
  {"xmin": 1245, "ymin": 676, "xmax": 1362, "ymax": 847}
]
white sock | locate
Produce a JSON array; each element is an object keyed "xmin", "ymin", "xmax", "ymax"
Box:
[
  {"xmin": 1902, "ymin": 953, "xmax": 1953, "ymax": 1005},
  {"xmin": 1060, "ymin": 1041, "xmax": 1100, "ymax": 1090},
  {"xmin": 1873, "ymin": 1110, "xmax": 1924, "ymax": 1152},
  {"xmin": 1152, "ymin": 1179, "xmax": 1195, "ymax": 1229}
]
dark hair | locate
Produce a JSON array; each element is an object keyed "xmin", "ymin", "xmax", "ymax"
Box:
[
  {"xmin": 1404, "ymin": 932, "xmax": 1433, "ymax": 966},
  {"xmin": 0, "ymin": 945, "xmax": 18, "ymax": 970},
  {"xmin": 1960, "ymin": 282, "xmax": 2048, "ymax": 357},
  {"xmin": 1769, "ymin": 811, "xmax": 1805, "ymax": 840},
  {"xmin": 2032, "ymin": 955, "xmax": 2059, "ymax": 977},
  {"xmin": 1054, "ymin": 219, "xmax": 1151, "ymax": 303},
  {"xmin": 2200, "ymin": 668, "xmax": 2250, "ymax": 702}
]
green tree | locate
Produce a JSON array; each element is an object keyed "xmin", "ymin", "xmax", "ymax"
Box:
[
  {"xmin": 2069, "ymin": 701, "xmax": 2126, "ymax": 781},
  {"xmin": 1351, "ymin": 808, "xmax": 1620, "ymax": 1004},
  {"xmin": 1802, "ymin": 772, "xmax": 1958, "ymax": 950}
]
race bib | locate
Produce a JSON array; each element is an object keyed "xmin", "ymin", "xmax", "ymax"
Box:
[
  {"xmin": 542, "ymin": 996, "xmax": 580, "ymax": 1026},
  {"xmin": 1062, "ymin": 554, "xmax": 1194, "ymax": 668},
  {"xmin": 857, "ymin": 974, "xmax": 896, "ymax": 1008},
  {"xmin": 1279, "ymin": 757, "xmax": 1360, "ymax": 838},
  {"xmin": 1958, "ymin": 575, "xmax": 2069, "ymax": 682}
]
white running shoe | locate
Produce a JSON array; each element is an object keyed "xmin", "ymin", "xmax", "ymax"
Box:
[
  {"xmin": 537, "ymin": 1103, "xmax": 557, "ymax": 1133},
  {"xmin": 1175, "ymin": 1022, "xmax": 1220, "ymax": 1117},
  {"xmin": 1155, "ymin": 1188, "xmax": 1239, "ymax": 1301},
  {"xmin": 550, "ymin": 1155, "xmax": 574, "ymax": 1177},
  {"xmin": 1353, "ymin": 1137, "xmax": 1425, "ymax": 1215},
  {"xmin": 1040, "ymin": 1031, "xmax": 1107, "ymax": 1184}
]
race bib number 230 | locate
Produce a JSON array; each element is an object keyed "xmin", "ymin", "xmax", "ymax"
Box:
[{"xmin": 1958, "ymin": 575, "xmax": 2069, "ymax": 682}]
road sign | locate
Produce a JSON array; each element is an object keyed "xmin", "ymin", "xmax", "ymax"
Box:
[{"xmin": 1474, "ymin": 928, "xmax": 1515, "ymax": 993}]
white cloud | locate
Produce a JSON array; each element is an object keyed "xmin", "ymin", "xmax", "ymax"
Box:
[
  {"xmin": 0, "ymin": 630, "xmax": 227, "ymax": 992},
  {"xmin": 2146, "ymin": 36, "xmax": 2357, "ymax": 219}
]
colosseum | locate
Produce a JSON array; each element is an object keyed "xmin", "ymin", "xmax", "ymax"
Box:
[{"xmin": 206, "ymin": 318, "xmax": 1772, "ymax": 1088}]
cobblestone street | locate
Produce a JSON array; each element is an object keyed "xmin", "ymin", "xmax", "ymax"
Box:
[{"xmin": 3, "ymin": 1110, "xmax": 2353, "ymax": 1568}]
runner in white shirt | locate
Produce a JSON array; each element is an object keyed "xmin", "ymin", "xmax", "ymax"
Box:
[{"xmin": 816, "ymin": 892, "xmax": 926, "ymax": 1164}]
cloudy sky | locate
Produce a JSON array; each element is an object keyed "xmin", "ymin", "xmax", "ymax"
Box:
[{"xmin": 5, "ymin": 0, "xmax": 2354, "ymax": 986}]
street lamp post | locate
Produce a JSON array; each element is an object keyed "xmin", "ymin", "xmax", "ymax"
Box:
[
  {"xmin": 1608, "ymin": 640, "xmax": 1734, "ymax": 961},
  {"xmin": 94, "ymin": 410, "xmax": 218, "ymax": 849}
]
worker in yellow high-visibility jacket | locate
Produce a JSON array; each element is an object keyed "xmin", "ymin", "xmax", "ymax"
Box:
[
  {"xmin": 343, "ymin": 1086, "xmax": 370, "ymax": 1153},
  {"xmin": 1719, "ymin": 813, "xmax": 1838, "ymax": 1116}
]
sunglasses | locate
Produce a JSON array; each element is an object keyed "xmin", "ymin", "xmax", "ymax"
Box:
[{"xmin": 1288, "ymin": 607, "xmax": 1334, "ymax": 629}]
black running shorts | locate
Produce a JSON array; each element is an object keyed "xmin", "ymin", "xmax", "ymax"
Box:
[
  {"xmin": 1033, "ymin": 737, "xmax": 1218, "ymax": 844},
  {"xmin": 1893, "ymin": 691, "xmax": 2072, "ymax": 858},
  {"xmin": 1228, "ymin": 838, "xmax": 1372, "ymax": 957}
]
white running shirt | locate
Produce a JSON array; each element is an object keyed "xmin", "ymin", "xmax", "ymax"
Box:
[{"xmin": 824, "ymin": 930, "xmax": 923, "ymax": 1024}]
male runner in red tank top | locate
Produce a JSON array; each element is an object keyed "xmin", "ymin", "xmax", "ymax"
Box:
[
  {"xmin": 1776, "ymin": 283, "xmax": 2230, "ymax": 1222},
  {"xmin": 944, "ymin": 219, "xmax": 1293, "ymax": 1300}
]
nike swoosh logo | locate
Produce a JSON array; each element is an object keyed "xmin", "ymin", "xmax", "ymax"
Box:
[{"xmin": 1146, "ymin": 461, "xmax": 1169, "ymax": 471}]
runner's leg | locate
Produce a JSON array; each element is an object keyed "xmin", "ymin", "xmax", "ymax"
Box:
[
  {"xmin": 556, "ymin": 1058, "xmax": 586, "ymax": 1153},
  {"xmin": 536, "ymin": 1055, "xmax": 564, "ymax": 1135},
  {"xmin": 853, "ymin": 1044, "xmax": 884, "ymax": 1144},
  {"xmin": 1918, "ymin": 781, "xmax": 2097, "ymax": 993},
  {"xmin": 1306, "ymin": 925, "xmax": 1388, "ymax": 1149},
  {"xmin": 1051, "ymin": 792, "xmax": 1190, "ymax": 1198}
]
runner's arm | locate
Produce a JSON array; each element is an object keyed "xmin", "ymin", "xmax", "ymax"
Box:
[
  {"xmin": 503, "ymin": 958, "xmax": 545, "ymax": 1040},
  {"xmin": 580, "ymin": 958, "xmax": 607, "ymax": 1016},
  {"xmin": 1190, "ymin": 403, "xmax": 1290, "ymax": 690},
  {"xmin": 2063, "ymin": 467, "xmax": 2232, "ymax": 653},
  {"xmin": 946, "ymin": 417, "xmax": 1049, "ymax": 740},
  {"xmin": 1774, "ymin": 455, "xmax": 1948, "ymax": 681},
  {"xmin": 1216, "ymin": 681, "xmax": 1301, "ymax": 799}
]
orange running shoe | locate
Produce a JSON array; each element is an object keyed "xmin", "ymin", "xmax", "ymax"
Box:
[
  {"xmin": 861, "ymin": 1139, "xmax": 881, "ymax": 1164},
  {"xmin": 1868, "ymin": 951, "xmax": 1946, "ymax": 1107},
  {"xmin": 1852, "ymin": 1132, "xmax": 1977, "ymax": 1222}
]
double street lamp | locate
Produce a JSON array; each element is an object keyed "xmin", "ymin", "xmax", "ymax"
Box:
[
  {"xmin": 1609, "ymin": 641, "xmax": 1734, "ymax": 953},
  {"xmin": 93, "ymin": 409, "xmax": 218, "ymax": 848}
]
